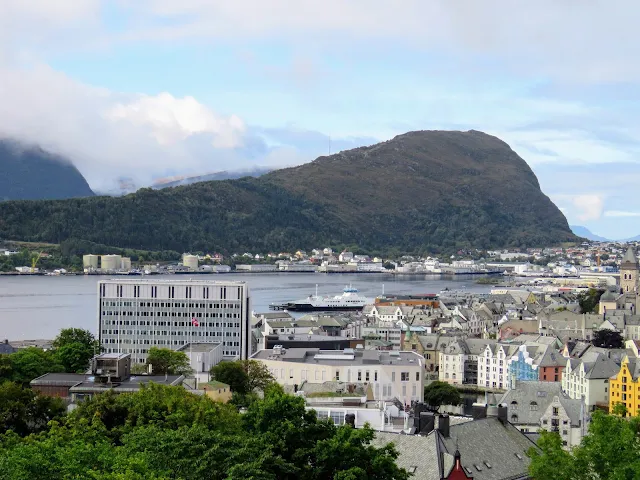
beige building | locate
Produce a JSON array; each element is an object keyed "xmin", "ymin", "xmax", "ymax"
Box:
[
  {"xmin": 83, "ymin": 254, "xmax": 99, "ymax": 269},
  {"xmin": 200, "ymin": 381, "xmax": 232, "ymax": 403},
  {"xmin": 252, "ymin": 347, "xmax": 425, "ymax": 404}
]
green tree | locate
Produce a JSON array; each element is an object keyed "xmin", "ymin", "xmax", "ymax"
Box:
[
  {"xmin": 210, "ymin": 361, "xmax": 249, "ymax": 394},
  {"xmin": 146, "ymin": 347, "xmax": 192, "ymax": 375},
  {"xmin": 0, "ymin": 381, "xmax": 65, "ymax": 436},
  {"xmin": 423, "ymin": 381, "xmax": 462, "ymax": 411},
  {"xmin": 9, "ymin": 347, "xmax": 64, "ymax": 385},
  {"xmin": 528, "ymin": 410, "xmax": 640, "ymax": 480},
  {"xmin": 52, "ymin": 328, "xmax": 100, "ymax": 373},
  {"xmin": 210, "ymin": 360, "xmax": 275, "ymax": 395},
  {"xmin": 577, "ymin": 288, "xmax": 605, "ymax": 314},
  {"xmin": 592, "ymin": 329, "xmax": 625, "ymax": 349}
]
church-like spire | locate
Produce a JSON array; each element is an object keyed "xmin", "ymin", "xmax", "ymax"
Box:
[{"xmin": 622, "ymin": 246, "xmax": 639, "ymax": 268}]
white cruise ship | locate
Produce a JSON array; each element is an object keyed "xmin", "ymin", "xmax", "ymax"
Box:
[{"xmin": 271, "ymin": 286, "xmax": 374, "ymax": 311}]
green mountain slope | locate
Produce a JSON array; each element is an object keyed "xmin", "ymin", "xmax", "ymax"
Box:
[
  {"xmin": 0, "ymin": 140, "xmax": 94, "ymax": 200},
  {"xmin": 0, "ymin": 130, "xmax": 576, "ymax": 253}
]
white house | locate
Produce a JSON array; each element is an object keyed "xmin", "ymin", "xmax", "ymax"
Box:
[
  {"xmin": 561, "ymin": 352, "xmax": 619, "ymax": 410},
  {"xmin": 478, "ymin": 343, "xmax": 520, "ymax": 389}
]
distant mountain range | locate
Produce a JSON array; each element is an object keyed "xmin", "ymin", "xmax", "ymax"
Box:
[
  {"xmin": 570, "ymin": 225, "xmax": 640, "ymax": 243},
  {"xmin": 0, "ymin": 140, "xmax": 94, "ymax": 201},
  {"xmin": 0, "ymin": 130, "xmax": 578, "ymax": 253},
  {"xmin": 152, "ymin": 167, "xmax": 273, "ymax": 189},
  {"xmin": 570, "ymin": 225, "xmax": 611, "ymax": 242}
]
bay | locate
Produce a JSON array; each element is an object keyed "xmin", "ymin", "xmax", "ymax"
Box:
[{"xmin": 0, "ymin": 273, "xmax": 493, "ymax": 341}]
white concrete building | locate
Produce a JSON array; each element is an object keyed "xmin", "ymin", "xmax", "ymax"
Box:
[
  {"xmin": 183, "ymin": 254, "xmax": 199, "ymax": 270},
  {"xmin": 101, "ymin": 255, "xmax": 122, "ymax": 271},
  {"xmin": 339, "ymin": 251, "xmax": 354, "ymax": 262},
  {"xmin": 562, "ymin": 352, "xmax": 619, "ymax": 409},
  {"xmin": 235, "ymin": 264, "xmax": 278, "ymax": 272},
  {"xmin": 252, "ymin": 347, "xmax": 425, "ymax": 404},
  {"xmin": 178, "ymin": 342, "xmax": 224, "ymax": 383},
  {"xmin": 98, "ymin": 279, "xmax": 251, "ymax": 364}
]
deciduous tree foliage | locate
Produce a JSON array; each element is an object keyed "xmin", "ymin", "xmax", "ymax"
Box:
[
  {"xmin": 210, "ymin": 360, "xmax": 275, "ymax": 395},
  {"xmin": 0, "ymin": 381, "xmax": 65, "ymax": 436},
  {"xmin": 146, "ymin": 347, "xmax": 193, "ymax": 375},
  {"xmin": 423, "ymin": 381, "xmax": 462, "ymax": 411},
  {"xmin": 592, "ymin": 329, "xmax": 625, "ymax": 349},
  {"xmin": 0, "ymin": 384, "xmax": 409, "ymax": 480},
  {"xmin": 528, "ymin": 410, "xmax": 640, "ymax": 480}
]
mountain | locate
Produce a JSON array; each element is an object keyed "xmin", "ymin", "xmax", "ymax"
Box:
[
  {"xmin": 0, "ymin": 130, "xmax": 577, "ymax": 253},
  {"xmin": 570, "ymin": 225, "xmax": 610, "ymax": 242},
  {"xmin": 152, "ymin": 166, "xmax": 273, "ymax": 189},
  {"xmin": 0, "ymin": 140, "xmax": 94, "ymax": 201}
]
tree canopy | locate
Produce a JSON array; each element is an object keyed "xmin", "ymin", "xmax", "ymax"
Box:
[
  {"xmin": 210, "ymin": 360, "xmax": 275, "ymax": 396},
  {"xmin": 423, "ymin": 381, "xmax": 462, "ymax": 411},
  {"xmin": 146, "ymin": 347, "xmax": 193, "ymax": 375},
  {"xmin": 0, "ymin": 383, "xmax": 410, "ymax": 480},
  {"xmin": 52, "ymin": 328, "xmax": 101, "ymax": 373},
  {"xmin": 528, "ymin": 410, "xmax": 640, "ymax": 480},
  {"xmin": 592, "ymin": 329, "xmax": 625, "ymax": 349},
  {"xmin": 577, "ymin": 288, "xmax": 605, "ymax": 314}
]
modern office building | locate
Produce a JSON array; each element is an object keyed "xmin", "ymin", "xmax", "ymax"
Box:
[{"xmin": 98, "ymin": 279, "xmax": 251, "ymax": 364}]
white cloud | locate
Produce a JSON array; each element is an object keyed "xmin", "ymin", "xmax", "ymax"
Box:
[
  {"xmin": 604, "ymin": 210, "xmax": 640, "ymax": 218},
  {"xmin": 120, "ymin": 0, "xmax": 640, "ymax": 83},
  {"xmin": 553, "ymin": 194, "xmax": 605, "ymax": 222},
  {"xmin": 106, "ymin": 93, "xmax": 246, "ymax": 148}
]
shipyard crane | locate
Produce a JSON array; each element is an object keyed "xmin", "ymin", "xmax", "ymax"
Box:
[{"xmin": 30, "ymin": 251, "xmax": 43, "ymax": 273}]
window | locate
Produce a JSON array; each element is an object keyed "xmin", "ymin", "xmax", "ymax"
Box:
[
  {"xmin": 401, "ymin": 372, "xmax": 409, "ymax": 382},
  {"xmin": 511, "ymin": 401, "xmax": 518, "ymax": 410},
  {"xmin": 562, "ymin": 430, "xmax": 568, "ymax": 435},
  {"xmin": 552, "ymin": 407, "xmax": 559, "ymax": 416},
  {"xmin": 530, "ymin": 401, "xmax": 538, "ymax": 411},
  {"xmin": 511, "ymin": 414, "xmax": 518, "ymax": 422},
  {"xmin": 358, "ymin": 370, "xmax": 362, "ymax": 381},
  {"xmin": 335, "ymin": 370, "xmax": 340, "ymax": 381},
  {"xmin": 365, "ymin": 371, "xmax": 370, "ymax": 382},
  {"xmin": 374, "ymin": 371, "xmax": 378, "ymax": 382},
  {"xmin": 392, "ymin": 372, "xmax": 396, "ymax": 382},
  {"xmin": 416, "ymin": 371, "xmax": 420, "ymax": 381}
]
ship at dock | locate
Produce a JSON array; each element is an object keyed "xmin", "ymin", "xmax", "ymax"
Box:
[{"xmin": 270, "ymin": 286, "xmax": 374, "ymax": 311}]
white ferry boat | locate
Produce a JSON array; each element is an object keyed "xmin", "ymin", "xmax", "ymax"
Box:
[{"xmin": 270, "ymin": 286, "xmax": 374, "ymax": 311}]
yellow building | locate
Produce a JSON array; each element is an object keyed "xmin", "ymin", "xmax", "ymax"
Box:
[
  {"xmin": 609, "ymin": 355, "xmax": 640, "ymax": 416},
  {"xmin": 200, "ymin": 381, "xmax": 232, "ymax": 403}
]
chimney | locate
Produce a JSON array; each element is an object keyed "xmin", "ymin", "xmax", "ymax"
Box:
[
  {"xmin": 437, "ymin": 414, "xmax": 450, "ymax": 438},
  {"xmin": 419, "ymin": 412, "xmax": 435, "ymax": 435},
  {"xmin": 471, "ymin": 403, "xmax": 487, "ymax": 419},
  {"xmin": 498, "ymin": 404, "xmax": 508, "ymax": 424},
  {"xmin": 345, "ymin": 413, "xmax": 356, "ymax": 428}
]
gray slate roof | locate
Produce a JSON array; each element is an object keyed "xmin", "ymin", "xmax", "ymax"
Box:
[
  {"xmin": 373, "ymin": 417, "xmax": 536, "ymax": 480},
  {"xmin": 499, "ymin": 381, "xmax": 582, "ymax": 427}
]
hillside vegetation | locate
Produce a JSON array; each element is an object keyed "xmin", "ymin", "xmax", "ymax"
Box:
[
  {"xmin": 0, "ymin": 140, "xmax": 94, "ymax": 201},
  {"xmin": 0, "ymin": 130, "xmax": 576, "ymax": 253}
]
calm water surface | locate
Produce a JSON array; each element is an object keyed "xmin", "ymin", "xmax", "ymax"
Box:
[{"xmin": 0, "ymin": 273, "xmax": 493, "ymax": 340}]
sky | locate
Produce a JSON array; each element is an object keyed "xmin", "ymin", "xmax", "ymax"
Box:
[{"xmin": 1, "ymin": 1, "xmax": 639, "ymax": 239}]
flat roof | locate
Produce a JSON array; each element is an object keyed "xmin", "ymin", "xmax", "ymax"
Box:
[
  {"xmin": 177, "ymin": 342, "xmax": 223, "ymax": 353},
  {"xmin": 32, "ymin": 372, "xmax": 183, "ymax": 389},
  {"xmin": 251, "ymin": 348, "xmax": 423, "ymax": 366},
  {"xmin": 99, "ymin": 279, "xmax": 246, "ymax": 285}
]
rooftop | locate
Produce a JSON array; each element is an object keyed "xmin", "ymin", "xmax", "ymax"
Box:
[
  {"xmin": 251, "ymin": 348, "xmax": 423, "ymax": 366},
  {"xmin": 177, "ymin": 342, "xmax": 223, "ymax": 353},
  {"xmin": 32, "ymin": 372, "xmax": 184, "ymax": 390},
  {"xmin": 99, "ymin": 279, "xmax": 247, "ymax": 285}
]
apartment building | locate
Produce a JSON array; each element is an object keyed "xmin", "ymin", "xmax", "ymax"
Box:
[
  {"xmin": 478, "ymin": 343, "xmax": 520, "ymax": 389},
  {"xmin": 252, "ymin": 346, "xmax": 425, "ymax": 404},
  {"xmin": 98, "ymin": 279, "xmax": 251, "ymax": 364},
  {"xmin": 562, "ymin": 351, "xmax": 619, "ymax": 409}
]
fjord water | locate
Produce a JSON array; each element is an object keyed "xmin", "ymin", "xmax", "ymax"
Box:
[{"xmin": 0, "ymin": 273, "xmax": 492, "ymax": 341}]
